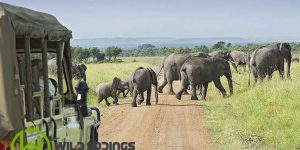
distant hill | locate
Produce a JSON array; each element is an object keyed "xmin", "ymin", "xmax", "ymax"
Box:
[{"xmin": 71, "ymin": 37, "xmax": 252, "ymax": 49}]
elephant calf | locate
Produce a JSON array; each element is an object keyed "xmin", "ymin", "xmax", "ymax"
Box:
[
  {"xmin": 176, "ymin": 57, "xmax": 233, "ymax": 100},
  {"xmin": 292, "ymin": 57, "xmax": 299, "ymax": 63},
  {"xmin": 131, "ymin": 67, "xmax": 158, "ymax": 107},
  {"xmin": 230, "ymin": 51, "xmax": 250, "ymax": 72},
  {"xmin": 117, "ymin": 80, "xmax": 130, "ymax": 97},
  {"xmin": 95, "ymin": 77, "xmax": 123, "ymax": 106}
]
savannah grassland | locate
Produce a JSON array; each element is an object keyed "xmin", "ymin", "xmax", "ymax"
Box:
[{"xmin": 84, "ymin": 55, "xmax": 300, "ymax": 149}]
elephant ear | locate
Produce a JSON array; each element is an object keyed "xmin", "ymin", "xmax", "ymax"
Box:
[
  {"xmin": 112, "ymin": 77, "xmax": 121, "ymax": 90},
  {"xmin": 278, "ymin": 43, "xmax": 292, "ymax": 59},
  {"xmin": 147, "ymin": 68, "xmax": 158, "ymax": 86}
]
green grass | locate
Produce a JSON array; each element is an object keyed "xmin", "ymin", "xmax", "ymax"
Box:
[
  {"xmin": 201, "ymin": 62, "xmax": 300, "ymax": 149},
  {"xmin": 121, "ymin": 56, "xmax": 163, "ymax": 65}
]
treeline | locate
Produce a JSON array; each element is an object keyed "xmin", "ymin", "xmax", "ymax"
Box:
[
  {"xmin": 122, "ymin": 42, "xmax": 300, "ymax": 57},
  {"xmin": 71, "ymin": 46, "xmax": 123, "ymax": 63},
  {"xmin": 71, "ymin": 41, "xmax": 300, "ymax": 63}
]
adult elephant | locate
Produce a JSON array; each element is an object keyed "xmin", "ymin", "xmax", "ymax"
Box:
[
  {"xmin": 95, "ymin": 77, "xmax": 123, "ymax": 106},
  {"xmin": 131, "ymin": 67, "xmax": 158, "ymax": 107},
  {"xmin": 250, "ymin": 43, "xmax": 291, "ymax": 82},
  {"xmin": 157, "ymin": 53, "xmax": 191, "ymax": 95},
  {"xmin": 176, "ymin": 56, "xmax": 233, "ymax": 100},
  {"xmin": 209, "ymin": 50, "xmax": 233, "ymax": 61},
  {"xmin": 230, "ymin": 51, "xmax": 250, "ymax": 72},
  {"xmin": 48, "ymin": 58, "xmax": 87, "ymax": 81}
]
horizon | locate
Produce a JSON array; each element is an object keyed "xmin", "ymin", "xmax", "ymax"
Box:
[{"xmin": 2, "ymin": 0, "xmax": 300, "ymax": 41}]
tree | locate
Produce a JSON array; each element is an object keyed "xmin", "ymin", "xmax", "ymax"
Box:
[
  {"xmin": 212, "ymin": 41, "xmax": 226, "ymax": 50},
  {"xmin": 138, "ymin": 44, "xmax": 157, "ymax": 56},
  {"xmin": 226, "ymin": 43, "xmax": 232, "ymax": 48},
  {"xmin": 192, "ymin": 45, "xmax": 209, "ymax": 53},
  {"xmin": 89, "ymin": 47, "xmax": 100, "ymax": 60},
  {"xmin": 106, "ymin": 46, "xmax": 122, "ymax": 60},
  {"xmin": 96, "ymin": 53, "xmax": 105, "ymax": 61},
  {"xmin": 79, "ymin": 50, "xmax": 90, "ymax": 63}
]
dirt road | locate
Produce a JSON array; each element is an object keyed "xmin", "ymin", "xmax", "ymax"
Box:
[{"xmin": 98, "ymin": 81, "xmax": 211, "ymax": 150}]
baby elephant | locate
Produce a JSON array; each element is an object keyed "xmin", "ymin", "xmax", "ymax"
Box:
[
  {"xmin": 292, "ymin": 57, "xmax": 299, "ymax": 63},
  {"xmin": 131, "ymin": 67, "xmax": 158, "ymax": 107},
  {"xmin": 95, "ymin": 77, "xmax": 123, "ymax": 106},
  {"xmin": 117, "ymin": 80, "xmax": 130, "ymax": 97}
]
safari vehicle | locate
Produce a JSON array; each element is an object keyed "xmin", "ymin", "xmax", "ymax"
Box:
[{"xmin": 0, "ymin": 2, "xmax": 100, "ymax": 149}]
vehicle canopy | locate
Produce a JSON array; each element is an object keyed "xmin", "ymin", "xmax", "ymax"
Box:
[{"xmin": 0, "ymin": 2, "xmax": 73, "ymax": 139}]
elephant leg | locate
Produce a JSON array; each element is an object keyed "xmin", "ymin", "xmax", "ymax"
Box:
[
  {"xmin": 199, "ymin": 84, "xmax": 203, "ymax": 96},
  {"xmin": 201, "ymin": 83, "xmax": 208, "ymax": 100},
  {"xmin": 243, "ymin": 64, "xmax": 247, "ymax": 72},
  {"xmin": 104, "ymin": 98, "xmax": 111, "ymax": 106},
  {"xmin": 125, "ymin": 89, "xmax": 130, "ymax": 97},
  {"xmin": 251, "ymin": 67, "xmax": 258, "ymax": 83},
  {"xmin": 258, "ymin": 72, "xmax": 266, "ymax": 82},
  {"xmin": 268, "ymin": 72, "xmax": 273, "ymax": 80},
  {"xmin": 122, "ymin": 91, "xmax": 127, "ymax": 97},
  {"xmin": 183, "ymin": 88, "xmax": 189, "ymax": 95},
  {"xmin": 213, "ymin": 78, "xmax": 226, "ymax": 97},
  {"xmin": 137, "ymin": 92, "xmax": 144, "ymax": 105},
  {"xmin": 131, "ymin": 89, "xmax": 138, "ymax": 107},
  {"xmin": 278, "ymin": 61, "xmax": 284, "ymax": 80},
  {"xmin": 168, "ymin": 80, "xmax": 175, "ymax": 95},
  {"xmin": 191, "ymin": 84, "xmax": 198, "ymax": 100},
  {"xmin": 158, "ymin": 74, "xmax": 167, "ymax": 93},
  {"xmin": 146, "ymin": 88, "xmax": 152, "ymax": 106},
  {"xmin": 117, "ymin": 90, "xmax": 121, "ymax": 97},
  {"xmin": 232, "ymin": 63, "xmax": 239, "ymax": 73},
  {"xmin": 176, "ymin": 83, "xmax": 187, "ymax": 100}
]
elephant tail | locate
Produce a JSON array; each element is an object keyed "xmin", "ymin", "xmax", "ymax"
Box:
[
  {"xmin": 147, "ymin": 67, "xmax": 158, "ymax": 86},
  {"xmin": 180, "ymin": 66, "xmax": 190, "ymax": 85},
  {"xmin": 248, "ymin": 48, "xmax": 260, "ymax": 86},
  {"xmin": 157, "ymin": 56, "xmax": 168, "ymax": 76},
  {"xmin": 157, "ymin": 64, "xmax": 164, "ymax": 76}
]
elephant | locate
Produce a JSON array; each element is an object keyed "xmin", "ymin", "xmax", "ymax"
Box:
[
  {"xmin": 193, "ymin": 52, "xmax": 210, "ymax": 58},
  {"xmin": 72, "ymin": 63, "xmax": 87, "ymax": 81},
  {"xmin": 95, "ymin": 77, "xmax": 123, "ymax": 106},
  {"xmin": 209, "ymin": 50, "xmax": 233, "ymax": 61},
  {"xmin": 292, "ymin": 57, "xmax": 299, "ymax": 63},
  {"xmin": 48, "ymin": 58, "xmax": 87, "ymax": 81},
  {"xmin": 131, "ymin": 67, "xmax": 158, "ymax": 107},
  {"xmin": 157, "ymin": 53, "xmax": 191, "ymax": 95},
  {"xmin": 250, "ymin": 43, "xmax": 291, "ymax": 82},
  {"xmin": 117, "ymin": 80, "xmax": 130, "ymax": 97},
  {"xmin": 230, "ymin": 51, "xmax": 250, "ymax": 72},
  {"xmin": 176, "ymin": 56, "xmax": 233, "ymax": 100}
]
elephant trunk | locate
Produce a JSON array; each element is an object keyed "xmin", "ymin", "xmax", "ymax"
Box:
[
  {"xmin": 286, "ymin": 55, "xmax": 291, "ymax": 79},
  {"xmin": 226, "ymin": 75, "xmax": 233, "ymax": 95}
]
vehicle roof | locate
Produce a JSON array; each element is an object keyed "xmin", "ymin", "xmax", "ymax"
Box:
[{"xmin": 0, "ymin": 2, "xmax": 72, "ymax": 41}]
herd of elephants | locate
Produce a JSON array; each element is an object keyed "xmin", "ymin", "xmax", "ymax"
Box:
[{"xmin": 48, "ymin": 42, "xmax": 299, "ymax": 107}]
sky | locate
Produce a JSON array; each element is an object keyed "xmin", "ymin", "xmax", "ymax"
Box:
[{"xmin": 2, "ymin": 0, "xmax": 300, "ymax": 41}]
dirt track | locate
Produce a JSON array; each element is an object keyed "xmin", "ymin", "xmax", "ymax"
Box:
[{"xmin": 98, "ymin": 81, "xmax": 211, "ymax": 150}]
